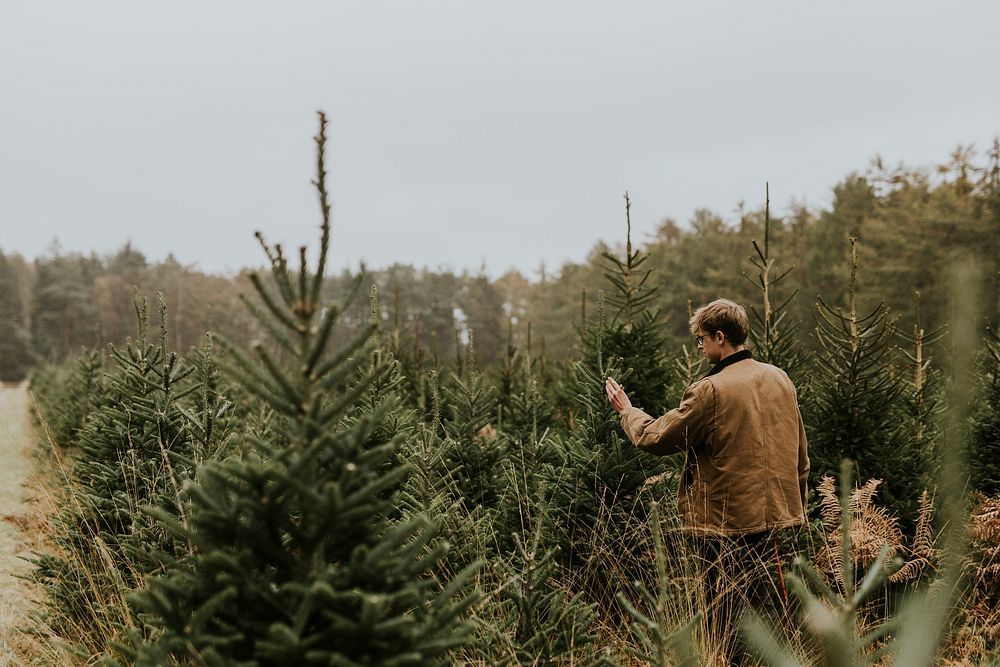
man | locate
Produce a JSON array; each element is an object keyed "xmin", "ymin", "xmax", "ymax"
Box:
[{"xmin": 605, "ymin": 298, "xmax": 809, "ymax": 664}]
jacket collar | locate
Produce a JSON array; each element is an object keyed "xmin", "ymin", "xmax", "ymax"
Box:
[{"xmin": 704, "ymin": 349, "xmax": 753, "ymax": 377}]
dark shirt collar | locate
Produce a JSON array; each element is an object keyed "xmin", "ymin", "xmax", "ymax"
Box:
[{"xmin": 704, "ymin": 349, "xmax": 753, "ymax": 377}]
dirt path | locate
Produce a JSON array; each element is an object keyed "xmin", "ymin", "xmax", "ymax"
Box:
[{"xmin": 0, "ymin": 382, "xmax": 44, "ymax": 661}]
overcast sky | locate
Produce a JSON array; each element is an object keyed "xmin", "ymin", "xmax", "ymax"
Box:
[{"xmin": 2, "ymin": 1, "xmax": 998, "ymax": 278}]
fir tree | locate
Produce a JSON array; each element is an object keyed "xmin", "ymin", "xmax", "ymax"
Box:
[
  {"xmin": 549, "ymin": 291, "xmax": 662, "ymax": 608},
  {"xmin": 807, "ymin": 237, "xmax": 925, "ymax": 521},
  {"xmin": 429, "ymin": 331, "xmax": 505, "ymax": 511},
  {"xmin": 545, "ymin": 196, "xmax": 674, "ymax": 606},
  {"xmin": 387, "ymin": 282, "xmax": 430, "ymax": 413},
  {"xmin": 496, "ymin": 522, "xmax": 599, "ymax": 665},
  {"xmin": 489, "ymin": 320, "xmax": 563, "ymax": 560},
  {"xmin": 495, "ymin": 320, "xmax": 555, "ymax": 449},
  {"xmin": 496, "ymin": 316, "xmax": 521, "ymax": 422},
  {"xmin": 744, "ymin": 184, "xmax": 807, "ymax": 384},
  {"xmin": 183, "ymin": 333, "xmax": 238, "ymax": 463},
  {"xmin": 31, "ymin": 346, "xmax": 105, "ymax": 449},
  {"xmin": 897, "ymin": 291, "xmax": 946, "ymax": 491},
  {"xmin": 969, "ymin": 325, "xmax": 1000, "ymax": 494},
  {"xmin": 663, "ymin": 300, "xmax": 706, "ymax": 409},
  {"xmin": 126, "ymin": 113, "xmax": 479, "ymax": 666},
  {"xmin": 357, "ymin": 285, "xmax": 418, "ymax": 446},
  {"xmin": 32, "ymin": 293, "xmax": 202, "ymax": 656},
  {"xmin": 598, "ymin": 192, "xmax": 672, "ymax": 415}
]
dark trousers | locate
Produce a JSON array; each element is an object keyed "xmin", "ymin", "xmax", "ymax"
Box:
[{"xmin": 693, "ymin": 531, "xmax": 795, "ymax": 666}]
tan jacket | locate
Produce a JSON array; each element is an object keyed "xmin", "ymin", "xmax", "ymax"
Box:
[{"xmin": 620, "ymin": 353, "xmax": 809, "ymax": 536}]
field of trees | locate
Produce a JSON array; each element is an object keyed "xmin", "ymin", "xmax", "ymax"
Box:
[{"xmin": 1, "ymin": 116, "xmax": 999, "ymax": 665}]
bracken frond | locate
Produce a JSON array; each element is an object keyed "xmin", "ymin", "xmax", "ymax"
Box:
[
  {"xmin": 912, "ymin": 490, "xmax": 937, "ymax": 561},
  {"xmin": 888, "ymin": 557, "xmax": 928, "ymax": 583},
  {"xmin": 817, "ymin": 475, "xmax": 841, "ymax": 533},
  {"xmin": 814, "ymin": 476, "xmax": 939, "ymax": 587},
  {"xmin": 851, "ymin": 478, "xmax": 881, "ymax": 509}
]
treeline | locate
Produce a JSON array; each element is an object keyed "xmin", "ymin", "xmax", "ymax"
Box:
[{"xmin": 2, "ymin": 143, "xmax": 997, "ymax": 383}]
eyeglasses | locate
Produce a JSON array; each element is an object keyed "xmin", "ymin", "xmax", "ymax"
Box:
[{"xmin": 695, "ymin": 334, "xmax": 706, "ymax": 348}]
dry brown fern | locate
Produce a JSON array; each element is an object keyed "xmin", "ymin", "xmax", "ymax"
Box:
[
  {"xmin": 888, "ymin": 489, "xmax": 937, "ymax": 583},
  {"xmin": 817, "ymin": 475, "xmax": 841, "ymax": 533},
  {"xmin": 815, "ymin": 476, "xmax": 937, "ymax": 589},
  {"xmin": 968, "ymin": 494, "xmax": 1000, "ymax": 590},
  {"xmin": 944, "ymin": 494, "xmax": 1000, "ymax": 663}
]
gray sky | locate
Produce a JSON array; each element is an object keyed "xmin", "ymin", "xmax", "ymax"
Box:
[{"xmin": 2, "ymin": 1, "xmax": 998, "ymax": 278}]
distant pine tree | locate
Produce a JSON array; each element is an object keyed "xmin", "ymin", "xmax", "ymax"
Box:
[
  {"xmin": 495, "ymin": 319, "xmax": 555, "ymax": 451},
  {"xmin": 126, "ymin": 113, "xmax": 479, "ymax": 666},
  {"xmin": 0, "ymin": 250, "xmax": 30, "ymax": 381}
]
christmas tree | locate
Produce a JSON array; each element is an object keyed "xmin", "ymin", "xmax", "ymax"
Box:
[
  {"xmin": 33, "ymin": 293, "xmax": 204, "ymax": 656},
  {"xmin": 126, "ymin": 113, "xmax": 479, "ymax": 666},
  {"xmin": 807, "ymin": 237, "xmax": 926, "ymax": 521},
  {"xmin": 969, "ymin": 325, "xmax": 1000, "ymax": 494}
]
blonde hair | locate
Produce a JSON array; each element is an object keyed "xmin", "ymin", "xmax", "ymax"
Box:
[{"xmin": 689, "ymin": 298, "xmax": 749, "ymax": 345}]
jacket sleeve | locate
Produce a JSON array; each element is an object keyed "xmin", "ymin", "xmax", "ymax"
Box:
[
  {"xmin": 619, "ymin": 380, "xmax": 713, "ymax": 455},
  {"xmin": 796, "ymin": 403, "xmax": 810, "ymax": 510}
]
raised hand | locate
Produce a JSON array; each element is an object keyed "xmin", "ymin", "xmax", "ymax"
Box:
[{"xmin": 605, "ymin": 377, "xmax": 632, "ymax": 415}]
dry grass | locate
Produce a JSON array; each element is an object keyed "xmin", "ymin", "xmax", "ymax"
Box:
[
  {"xmin": 17, "ymin": 384, "xmax": 144, "ymax": 666},
  {"xmin": 0, "ymin": 383, "xmax": 85, "ymax": 665}
]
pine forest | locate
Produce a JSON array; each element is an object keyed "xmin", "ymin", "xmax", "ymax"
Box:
[{"xmin": 2, "ymin": 115, "xmax": 1000, "ymax": 666}]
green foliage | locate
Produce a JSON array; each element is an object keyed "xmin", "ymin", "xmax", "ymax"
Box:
[
  {"xmin": 969, "ymin": 326, "xmax": 1000, "ymax": 494},
  {"xmin": 805, "ymin": 175, "xmax": 877, "ymax": 313},
  {"xmin": 30, "ymin": 346, "xmax": 105, "ymax": 449},
  {"xmin": 432, "ymin": 333, "xmax": 506, "ymax": 511},
  {"xmin": 547, "ymin": 307, "xmax": 665, "ymax": 609},
  {"xmin": 746, "ymin": 184, "xmax": 808, "ymax": 384},
  {"xmin": 598, "ymin": 193, "xmax": 671, "ymax": 415},
  {"xmin": 31, "ymin": 293, "xmax": 208, "ymax": 657},
  {"xmin": 30, "ymin": 249, "xmax": 102, "ymax": 361},
  {"xmin": 498, "ymin": 526, "xmax": 599, "ymax": 664},
  {"xmin": 125, "ymin": 113, "xmax": 480, "ymax": 666},
  {"xmin": 896, "ymin": 291, "xmax": 947, "ymax": 491},
  {"xmin": 861, "ymin": 149, "xmax": 997, "ymax": 332},
  {"xmin": 807, "ymin": 238, "xmax": 927, "ymax": 521},
  {"xmin": 0, "ymin": 249, "xmax": 31, "ymax": 381}
]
